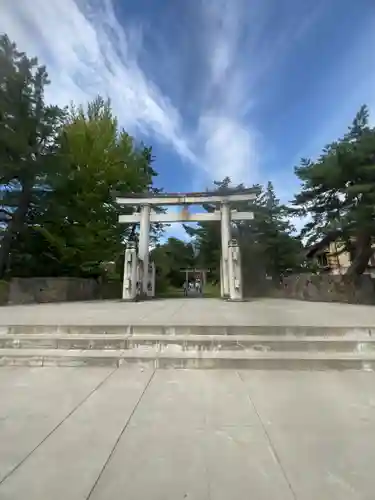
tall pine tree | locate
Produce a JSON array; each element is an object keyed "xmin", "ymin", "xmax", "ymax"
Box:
[
  {"xmin": 185, "ymin": 179, "xmax": 302, "ymax": 289},
  {"xmin": 294, "ymin": 105, "xmax": 375, "ymax": 276},
  {"xmin": 0, "ymin": 34, "xmax": 64, "ymax": 277}
]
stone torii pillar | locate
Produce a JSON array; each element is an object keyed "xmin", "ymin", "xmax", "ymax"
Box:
[
  {"xmin": 220, "ymin": 202, "xmax": 231, "ymax": 298},
  {"xmin": 138, "ymin": 204, "xmax": 151, "ymax": 295}
]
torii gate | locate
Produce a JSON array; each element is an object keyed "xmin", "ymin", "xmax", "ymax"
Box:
[
  {"xmin": 117, "ymin": 190, "xmax": 255, "ymax": 301},
  {"xmin": 180, "ymin": 268, "xmax": 210, "ymax": 287}
]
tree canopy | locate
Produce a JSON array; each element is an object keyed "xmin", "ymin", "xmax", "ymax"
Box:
[
  {"xmin": 185, "ymin": 178, "xmax": 303, "ymax": 289},
  {"xmin": 294, "ymin": 105, "xmax": 375, "ymax": 276},
  {"xmin": 0, "ymin": 34, "xmax": 65, "ymax": 277},
  {"xmin": 0, "ymin": 34, "xmax": 158, "ymax": 278},
  {"xmin": 151, "ymin": 237, "xmax": 195, "ymax": 292}
]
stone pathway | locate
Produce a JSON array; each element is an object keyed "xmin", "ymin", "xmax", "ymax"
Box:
[
  {"xmin": 3, "ymin": 297, "xmax": 375, "ymax": 326},
  {"xmin": 1, "ymin": 366, "xmax": 375, "ymax": 499}
]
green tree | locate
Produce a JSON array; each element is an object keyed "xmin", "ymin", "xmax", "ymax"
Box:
[
  {"xmin": 13, "ymin": 96, "xmax": 159, "ymax": 278},
  {"xmin": 0, "ymin": 34, "xmax": 64, "ymax": 277},
  {"xmin": 246, "ymin": 181, "xmax": 303, "ymax": 279},
  {"xmin": 1, "ymin": 33, "xmax": 162, "ymax": 279},
  {"xmin": 294, "ymin": 105, "xmax": 375, "ymax": 276},
  {"xmin": 151, "ymin": 237, "xmax": 195, "ymax": 292},
  {"xmin": 184, "ymin": 178, "xmax": 232, "ymax": 283},
  {"xmin": 185, "ymin": 179, "xmax": 302, "ymax": 289}
]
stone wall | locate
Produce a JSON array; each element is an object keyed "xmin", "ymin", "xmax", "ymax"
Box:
[
  {"xmin": 99, "ymin": 280, "xmax": 122, "ymax": 300},
  {"xmin": 6, "ymin": 274, "xmax": 375, "ymax": 305},
  {"xmin": 8, "ymin": 277, "xmax": 100, "ymax": 304},
  {"xmin": 0, "ymin": 281, "xmax": 9, "ymax": 305},
  {"xmin": 275, "ymin": 273, "xmax": 375, "ymax": 304}
]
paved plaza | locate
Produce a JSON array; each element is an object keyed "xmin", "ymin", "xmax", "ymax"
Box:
[
  {"xmin": 2, "ymin": 298, "xmax": 375, "ymax": 498},
  {"xmin": 3, "ymin": 297, "xmax": 375, "ymax": 326},
  {"xmin": 0, "ymin": 366, "xmax": 375, "ymax": 499}
]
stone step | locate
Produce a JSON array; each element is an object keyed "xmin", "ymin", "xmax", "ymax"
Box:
[
  {"xmin": 1, "ymin": 348, "xmax": 375, "ymax": 370},
  {"xmin": 1, "ymin": 333, "xmax": 375, "ymax": 353},
  {"xmin": 2, "ymin": 325, "xmax": 375, "ymax": 337}
]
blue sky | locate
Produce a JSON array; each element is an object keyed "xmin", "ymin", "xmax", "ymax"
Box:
[{"xmin": 1, "ymin": 0, "xmax": 375, "ymax": 238}]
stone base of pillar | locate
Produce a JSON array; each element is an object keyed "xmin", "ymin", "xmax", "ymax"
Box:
[
  {"xmin": 228, "ymin": 239, "xmax": 243, "ymax": 301},
  {"xmin": 127, "ymin": 259, "xmax": 156, "ymax": 300},
  {"xmin": 122, "ymin": 243, "xmax": 138, "ymax": 300}
]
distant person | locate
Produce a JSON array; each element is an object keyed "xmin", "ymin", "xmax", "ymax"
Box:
[{"xmin": 183, "ymin": 281, "xmax": 188, "ymax": 296}]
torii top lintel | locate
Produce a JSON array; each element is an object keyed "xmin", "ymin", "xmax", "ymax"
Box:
[{"xmin": 116, "ymin": 189, "xmax": 257, "ymax": 206}]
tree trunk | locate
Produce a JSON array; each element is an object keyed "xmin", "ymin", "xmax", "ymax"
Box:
[
  {"xmin": 0, "ymin": 179, "xmax": 33, "ymax": 278},
  {"xmin": 345, "ymin": 230, "xmax": 374, "ymax": 277}
]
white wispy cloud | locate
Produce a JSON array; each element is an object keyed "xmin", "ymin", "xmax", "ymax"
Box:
[
  {"xmin": 0, "ymin": 0, "xmax": 323, "ymax": 188},
  {"xmin": 195, "ymin": 0, "xmax": 258, "ymax": 184},
  {"xmin": 0, "ymin": 0, "xmax": 196, "ymax": 164},
  {"xmin": 195, "ymin": 0, "xmax": 327, "ymax": 186}
]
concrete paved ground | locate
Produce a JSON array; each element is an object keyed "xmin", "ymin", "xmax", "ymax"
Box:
[
  {"xmin": 0, "ymin": 367, "xmax": 375, "ymax": 499},
  {"xmin": 2, "ymin": 297, "xmax": 375, "ymax": 326}
]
